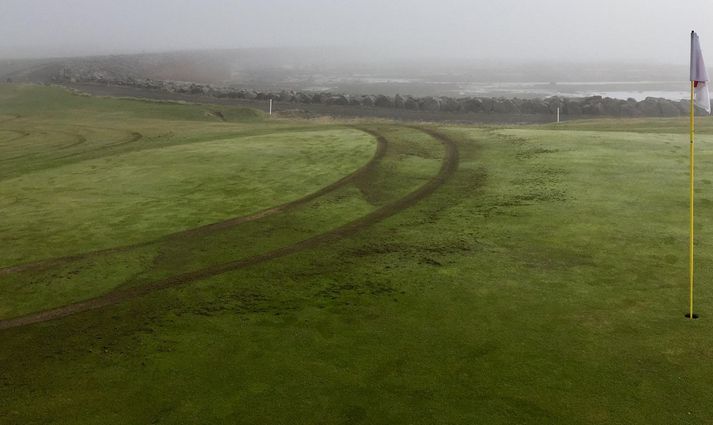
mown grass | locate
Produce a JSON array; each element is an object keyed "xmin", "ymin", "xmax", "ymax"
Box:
[
  {"xmin": 537, "ymin": 115, "xmax": 713, "ymax": 134},
  {"xmin": 3, "ymin": 86, "xmax": 713, "ymax": 424},
  {"xmin": 0, "ymin": 84, "xmax": 264, "ymax": 122},
  {"xmin": 0, "ymin": 123, "xmax": 444, "ymax": 319},
  {"xmin": 0, "ymin": 128, "xmax": 375, "ymax": 266},
  {"xmin": 0, "ymin": 86, "xmax": 445, "ymax": 322},
  {"xmin": 0, "ymin": 85, "xmax": 378, "ymax": 266}
]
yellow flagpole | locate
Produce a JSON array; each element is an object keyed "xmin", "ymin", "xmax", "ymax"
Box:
[{"xmin": 690, "ymin": 80, "xmax": 695, "ymax": 319}]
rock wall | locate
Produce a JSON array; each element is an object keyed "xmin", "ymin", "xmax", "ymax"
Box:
[{"xmin": 53, "ymin": 71, "xmax": 709, "ymax": 117}]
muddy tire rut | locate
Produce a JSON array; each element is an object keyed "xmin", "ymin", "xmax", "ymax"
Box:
[{"xmin": 0, "ymin": 127, "xmax": 459, "ymax": 330}]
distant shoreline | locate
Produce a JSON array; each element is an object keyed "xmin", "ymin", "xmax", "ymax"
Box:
[{"xmin": 55, "ymin": 78, "xmax": 707, "ymax": 125}]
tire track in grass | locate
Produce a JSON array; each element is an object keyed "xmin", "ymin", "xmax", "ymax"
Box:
[
  {"xmin": 0, "ymin": 128, "xmax": 386, "ymax": 276},
  {"xmin": 0, "ymin": 114, "xmax": 21, "ymax": 122},
  {"xmin": 55, "ymin": 131, "xmax": 143, "ymax": 159},
  {"xmin": 0, "ymin": 130, "xmax": 30, "ymax": 149},
  {"xmin": 0, "ymin": 129, "xmax": 103, "ymax": 163},
  {"xmin": 0, "ymin": 130, "xmax": 83, "ymax": 163},
  {"xmin": 0, "ymin": 130, "xmax": 145, "ymax": 182},
  {"xmin": 175, "ymin": 127, "xmax": 387, "ymax": 238},
  {"xmin": 0, "ymin": 126, "xmax": 459, "ymax": 329},
  {"xmin": 56, "ymin": 133, "xmax": 88, "ymax": 150}
]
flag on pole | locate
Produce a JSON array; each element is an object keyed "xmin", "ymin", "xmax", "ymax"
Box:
[
  {"xmin": 691, "ymin": 31, "xmax": 711, "ymax": 113},
  {"xmin": 688, "ymin": 31, "xmax": 706, "ymax": 319}
]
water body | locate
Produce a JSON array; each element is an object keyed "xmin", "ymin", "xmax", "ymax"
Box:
[
  {"xmin": 293, "ymin": 77, "xmax": 691, "ymax": 101},
  {"xmin": 456, "ymin": 81, "xmax": 689, "ymax": 101}
]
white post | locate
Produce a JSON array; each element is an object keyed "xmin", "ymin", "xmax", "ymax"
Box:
[
  {"xmin": 556, "ymin": 107, "xmax": 560, "ymax": 123},
  {"xmin": 269, "ymin": 99, "xmax": 273, "ymax": 116}
]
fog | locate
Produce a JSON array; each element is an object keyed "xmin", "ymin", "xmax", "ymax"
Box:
[{"xmin": 0, "ymin": 0, "xmax": 711, "ymax": 63}]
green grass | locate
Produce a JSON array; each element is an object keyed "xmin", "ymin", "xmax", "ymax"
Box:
[
  {"xmin": 3, "ymin": 85, "xmax": 713, "ymax": 424},
  {"xmin": 0, "ymin": 85, "xmax": 383, "ymax": 267},
  {"xmin": 0, "ymin": 84, "xmax": 263, "ymax": 122},
  {"xmin": 537, "ymin": 115, "xmax": 713, "ymax": 134},
  {"xmin": 0, "ymin": 124, "xmax": 442, "ymax": 319},
  {"xmin": 0, "ymin": 128, "xmax": 375, "ymax": 266},
  {"xmin": 0, "ymin": 89, "xmax": 443, "ymax": 322}
]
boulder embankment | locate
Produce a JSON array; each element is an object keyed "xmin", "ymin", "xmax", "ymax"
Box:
[{"xmin": 53, "ymin": 71, "xmax": 708, "ymax": 118}]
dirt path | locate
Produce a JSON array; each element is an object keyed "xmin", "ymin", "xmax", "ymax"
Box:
[
  {"xmin": 0, "ymin": 127, "xmax": 459, "ymax": 330},
  {"xmin": 0, "ymin": 128, "xmax": 386, "ymax": 277}
]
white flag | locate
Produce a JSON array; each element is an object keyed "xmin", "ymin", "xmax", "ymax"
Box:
[{"xmin": 691, "ymin": 31, "xmax": 711, "ymax": 113}]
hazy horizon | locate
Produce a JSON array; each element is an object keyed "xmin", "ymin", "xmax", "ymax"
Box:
[{"xmin": 1, "ymin": 0, "xmax": 712, "ymax": 64}]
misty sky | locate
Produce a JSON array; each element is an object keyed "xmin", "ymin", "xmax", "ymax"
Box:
[{"xmin": 1, "ymin": 0, "xmax": 711, "ymax": 63}]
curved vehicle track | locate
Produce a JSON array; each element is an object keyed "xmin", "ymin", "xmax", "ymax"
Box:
[
  {"xmin": 0, "ymin": 129, "xmax": 30, "ymax": 146},
  {"xmin": 0, "ymin": 129, "xmax": 87, "ymax": 163},
  {"xmin": 56, "ymin": 132, "xmax": 88, "ymax": 150},
  {"xmin": 0, "ymin": 127, "xmax": 459, "ymax": 330},
  {"xmin": 0, "ymin": 114, "xmax": 21, "ymax": 124},
  {"xmin": 0, "ymin": 127, "xmax": 386, "ymax": 276},
  {"xmin": 1, "ymin": 129, "xmax": 89, "ymax": 152},
  {"xmin": 56, "ymin": 130, "xmax": 144, "ymax": 159}
]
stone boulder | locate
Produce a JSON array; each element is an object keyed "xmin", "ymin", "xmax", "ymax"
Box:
[
  {"xmin": 659, "ymin": 100, "xmax": 680, "ymax": 117},
  {"xmin": 294, "ymin": 92, "xmax": 311, "ymax": 103},
  {"xmin": 492, "ymin": 98, "xmax": 519, "ymax": 114},
  {"xmin": 480, "ymin": 98, "xmax": 495, "ymax": 113},
  {"xmin": 461, "ymin": 97, "xmax": 483, "ymax": 113},
  {"xmin": 581, "ymin": 97, "xmax": 605, "ymax": 115},
  {"xmin": 278, "ymin": 90, "xmax": 293, "ymax": 102},
  {"xmin": 564, "ymin": 100, "xmax": 583, "ymax": 116},
  {"xmin": 620, "ymin": 103, "xmax": 640, "ymax": 117},
  {"xmin": 440, "ymin": 97, "xmax": 462, "ymax": 112},
  {"xmin": 544, "ymin": 96, "xmax": 563, "ymax": 113},
  {"xmin": 420, "ymin": 97, "xmax": 441, "ymax": 112},
  {"xmin": 325, "ymin": 95, "xmax": 350, "ymax": 106},
  {"xmin": 404, "ymin": 96, "xmax": 420, "ymax": 110},
  {"xmin": 394, "ymin": 94, "xmax": 406, "ymax": 108},
  {"xmin": 638, "ymin": 97, "xmax": 663, "ymax": 116},
  {"xmin": 374, "ymin": 95, "xmax": 394, "ymax": 108},
  {"xmin": 359, "ymin": 95, "xmax": 376, "ymax": 107},
  {"xmin": 524, "ymin": 98, "xmax": 550, "ymax": 114},
  {"xmin": 601, "ymin": 97, "xmax": 623, "ymax": 116},
  {"xmin": 677, "ymin": 99, "xmax": 690, "ymax": 115}
]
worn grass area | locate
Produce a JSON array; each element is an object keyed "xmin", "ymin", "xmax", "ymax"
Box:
[
  {"xmin": 0, "ymin": 85, "xmax": 376, "ymax": 266},
  {"xmin": 3, "ymin": 86, "xmax": 713, "ymax": 425},
  {"xmin": 0, "ymin": 129, "xmax": 375, "ymax": 266},
  {"xmin": 0, "ymin": 123, "xmax": 442, "ymax": 319}
]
